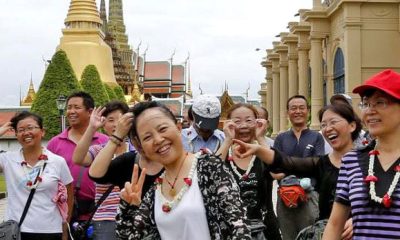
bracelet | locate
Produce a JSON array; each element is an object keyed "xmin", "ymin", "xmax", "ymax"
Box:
[
  {"xmin": 109, "ymin": 136, "xmax": 122, "ymax": 146},
  {"xmin": 111, "ymin": 134, "xmax": 124, "ymax": 142}
]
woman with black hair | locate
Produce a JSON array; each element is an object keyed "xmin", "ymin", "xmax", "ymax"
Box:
[
  {"xmin": 230, "ymin": 103, "xmax": 362, "ymax": 240},
  {"xmin": 0, "ymin": 111, "xmax": 73, "ymax": 240},
  {"xmin": 116, "ymin": 101, "xmax": 251, "ymax": 239}
]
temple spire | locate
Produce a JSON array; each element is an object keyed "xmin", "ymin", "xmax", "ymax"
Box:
[
  {"xmin": 109, "ymin": 0, "xmax": 124, "ymax": 22},
  {"xmin": 64, "ymin": 0, "xmax": 102, "ymax": 28},
  {"xmin": 100, "ymin": 0, "xmax": 108, "ymax": 34},
  {"xmin": 21, "ymin": 75, "xmax": 36, "ymax": 106}
]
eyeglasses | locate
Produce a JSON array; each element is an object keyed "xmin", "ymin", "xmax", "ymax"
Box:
[
  {"xmin": 320, "ymin": 119, "xmax": 344, "ymax": 130},
  {"xmin": 16, "ymin": 126, "xmax": 41, "ymax": 134},
  {"xmin": 233, "ymin": 119, "xmax": 256, "ymax": 128},
  {"xmin": 358, "ymin": 100, "xmax": 389, "ymax": 111}
]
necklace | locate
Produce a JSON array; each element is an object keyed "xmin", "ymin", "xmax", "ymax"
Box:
[
  {"xmin": 21, "ymin": 151, "xmax": 48, "ymax": 189},
  {"xmin": 365, "ymin": 141, "xmax": 400, "ymax": 208},
  {"xmin": 164, "ymin": 152, "xmax": 188, "ymax": 197},
  {"xmin": 156, "ymin": 152, "xmax": 198, "ymax": 213},
  {"xmin": 228, "ymin": 145, "xmax": 256, "ymax": 180}
]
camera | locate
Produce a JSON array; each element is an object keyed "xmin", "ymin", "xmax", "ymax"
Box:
[{"xmin": 71, "ymin": 221, "xmax": 93, "ymax": 240}]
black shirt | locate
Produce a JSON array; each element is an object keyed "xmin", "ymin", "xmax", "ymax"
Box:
[{"xmin": 89, "ymin": 151, "xmax": 163, "ymax": 198}]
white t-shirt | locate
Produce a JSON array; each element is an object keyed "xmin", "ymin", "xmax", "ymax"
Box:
[
  {"xmin": 0, "ymin": 148, "xmax": 73, "ymax": 233},
  {"xmin": 155, "ymin": 171, "xmax": 211, "ymax": 240}
]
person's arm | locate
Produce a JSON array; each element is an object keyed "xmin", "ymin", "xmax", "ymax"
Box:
[
  {"xmin": 232, "ymin": 139, "xmax": 275, "ymax": 165},
  {"xmin": 323, "ymin": 202, "xmax": 351, "ymax": 240},
  {"xmin": 215, "ymin": 120, "xmax": 235, "ymax": 160},
  {"xmin": 89, "ymin": 151, "xmax": 135, "ymax": 188},
  {"xmin": 271, "ymin": 150, "xmax": 321, "ymax": 176},
  {"xmin": 73, "ymin": 107, "xmax": 106, "ymax": 166},
  {"xmin": 88, "ymin": 112, "xmax": 133, "ymax": 178},
  {"xmin": 66, "ymin": 183, "xmax": 74, "ymax": 222}
]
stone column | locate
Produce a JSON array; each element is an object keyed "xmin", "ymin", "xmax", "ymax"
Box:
[
  {"xmin": 265, "ymin": 56, "xmax": 273, "ymax": 120},
  {"xmin": 276, "ymin": 42, "xmax": 289, "ymax": 132},
  {"xmin": 269, "ymin": 51, "xmax": 280, "ymax": 137},
  {"xmin": 284, "ymin": 33, "xmax": 299, "ymax": 97},
  {"xmin": 310, "ymin": 36, "xmax": 324, "ymax": 130},
  {"xmin": 292, "ymin": 20, "xmax": 311, "ymax": 98}
]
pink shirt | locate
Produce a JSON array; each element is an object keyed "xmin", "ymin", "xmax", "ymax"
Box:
[{"xmin": 47, "ymin": 128, "xmax": 108, "ymax": 200}]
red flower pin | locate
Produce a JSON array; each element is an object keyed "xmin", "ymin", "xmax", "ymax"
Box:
[
  {"xmin": 242, "ymin": 174, "xmax": 249, "ymax": 181},
  {"xmin": 395, "ymin": 166, "xmax": 400, "ymax": 172},
  {"xmin": 21, "ymin": 161, "xmax": 27, "ymax": 166},
  {"xmin": 365, "ymin": 175, "xmax": 378, "ymax": 183},
  {"xmin": 383, "ymin": 194, "xmax": 392, "ymax": 208},
  {"xmin": 369, "ymin": 150, "xmax": 380, "ymax": 156},
  {"xmin": 26, "ymin": 181, "xmax": 33, "ymax": 187},
  {"xmin": 183, "ymin": 178, "xmax": 192, "ymax": 186},
  {"xmin": 36, "ymin": 176, "xmax": 42, "ymax": 182},
  {"xmin": 155, "ymin": 177, "xmax": 163, "ymax": 185},
  {"xmin": 227, "ymin": 156, "xmax": 234, "ymax": 162},
  {"xmin": 162, "ymin": 204, "xmax": 171, "ymax": 213},
  {"xmin": 38, "ymin": 154, "xmax": 48, "ymax": 160}
]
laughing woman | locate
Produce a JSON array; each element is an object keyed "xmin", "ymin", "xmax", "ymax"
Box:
[
  {"xmin": 116, "ymin": 101, "xmax": 251, "ymax": 240},
  {"xmin": 323, "ymin": 70, "xmax": 400, "ymax": 239},
  {"xmin": 216, "ymin": 103, "xmax": 281, "ymax": 240}
]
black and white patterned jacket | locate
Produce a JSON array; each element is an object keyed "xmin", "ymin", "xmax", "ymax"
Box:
[{"xmin": 116, "ymin": 153, "xmax": 251, "ymax": 239}]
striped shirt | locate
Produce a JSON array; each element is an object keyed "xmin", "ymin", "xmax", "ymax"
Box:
[
  {"xmin": 335, "ymin": 144, "xmax": 400, "ymax": 239},
  {"xmin": 88, "ymin": 144, "xmax": 122, "ymax": 221}
]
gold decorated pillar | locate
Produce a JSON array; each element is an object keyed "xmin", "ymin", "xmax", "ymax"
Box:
[
  {"xmin": 269, "ymin": 49, "xmax": 280, "ymax": 137},
  {"xmin": 276, "ymin": 38, "xmax": 289, "ymax": 132},
  {"xmin": 283, "ymin": 30, "xmax": 299, "ymax": 98},
  {"xmin": 265, "ymin": 49, "xmax": 273, "ymax": 120},
  {"xmin": 293, "ymin": 11, "xmax": 311, "ymax": 98},
  {"xmin": 304, "ymin": 6, "xmax": 329, "ymax": 130}
]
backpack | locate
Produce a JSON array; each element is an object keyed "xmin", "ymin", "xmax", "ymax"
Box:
[{"xmin": 278, "ymin": 175, "xmax": 307, "ymax": 208}]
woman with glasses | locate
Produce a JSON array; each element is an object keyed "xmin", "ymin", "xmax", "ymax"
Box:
[
  {"xmin": 0, "ymin": 111, "xmax": 73, "ymax": 240},
  {"xmin": 322, "ymin": 69, "xmax": 400, "ymax": 239},
  {"xmin": 116, "ymin": 101, "xmax": 251, "ymax": 239},
  {"xmin": 225, "ymin": 102, "xmax": 362, "ymax": 240},
  {"xmin": 217, "ymin": 103, "xmax": 281, "ymax": 240}
]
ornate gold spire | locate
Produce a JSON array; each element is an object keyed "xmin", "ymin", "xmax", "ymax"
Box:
[
  {"xmin": 21, "ymin": 77, "xmax": 36, "ymax": 106},
  {"xmin": 100, "ymin": 0, "xmax": 108, "ymax": 34},
  {"xmin": 65, "ymin": 0, "xmax": 102, "ymax": 27},
  {"xmin": 58, "ymin": 0, "xmax": 117, "ymax": 86}
]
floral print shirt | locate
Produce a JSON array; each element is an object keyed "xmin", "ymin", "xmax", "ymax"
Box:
[{"xmin": 116, "ymin": 153, "xmax": 251, "ymax": 239}]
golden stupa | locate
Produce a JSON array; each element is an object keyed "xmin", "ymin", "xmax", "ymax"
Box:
[{"xmin": 57, "ymin": 0, "xmax": 117, "ymax": 86}]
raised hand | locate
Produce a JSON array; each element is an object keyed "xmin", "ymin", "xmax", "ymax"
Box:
[
  {"xmin": 114, "ymin": 112, "xmax": 134, "ymax": 139},
  {"xmin": 0, "ymin": 122, "xmax": 12, "ymax": 137},
  {"xmin": 223, "ymin": 120, "xmax": 236, "ymax": 142},
  {"xmin": 232, "ymin": 139, "xmax": 260, "ymax": 159},
  {"xmin": 89, "ymin": 107, "xmax": 106, "ymax": 130},
  {"xmin": 120, "ymin": 164, "xmax": 146, "ymax": 206},
  {"xmin": 255, "ymin": 119, "xmax": 267, "ymax": 140}
]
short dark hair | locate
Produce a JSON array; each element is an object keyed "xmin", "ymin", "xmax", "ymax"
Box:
[
  {"xmin": 256, "ymin": 106, "xmax": 269, "ymax": 120},
  {"xmin": 318, "ymin": 103, "xmax": 362, "ymax": 141},
  {"xmin": 287, "ymin": 95, "xmax": 309, "ymax": 110},
  {"xmin": 102, "ymin": 100, "xmax": 129, "ymax": 117},
  {"xmin": 227, "ymin": 103, "xmax": 258, "ymax": 119},
  {"xmin": 67, "ymin": 91, "xmax": 95, "ymax": 110},
  {"xmin": 129, "ymin": 101, "xmax": 177, "ymax": 142},
  {"xmin": 361, "ymin": 89, "xmax": 400, "ymax": 104},
  {"xmin": 10, "ymin": 111, "xmax": 43, "ymax": 130}
]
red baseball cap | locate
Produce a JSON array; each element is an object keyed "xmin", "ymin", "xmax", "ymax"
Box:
[{"xmin": 353, "ymin": 69, "xmax": 400, "ymax": 100}]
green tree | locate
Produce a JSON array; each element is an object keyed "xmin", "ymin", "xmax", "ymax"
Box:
[
  {"xmin": 113, "ymin": 85, "xmax": 126, "ymax": 103},
  {"xmin": 104, "ymin": 83, "xmax": 117, "ymax": 100},
  {"xmin": 80, "ymin": 65, "xmax": 110, "ymax": 106},
  {"xmin": 31, "ymin": 50, "xmax": 81, "ymax": 139}
]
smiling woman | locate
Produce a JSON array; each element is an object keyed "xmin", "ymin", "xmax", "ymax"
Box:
[
  {"xmin": 0, "ymin": 111, "xmax": 73, "ymax": 240},
  {"xmin": 116, "ymin": 101, "xmax": 251, "ymax": 240}
]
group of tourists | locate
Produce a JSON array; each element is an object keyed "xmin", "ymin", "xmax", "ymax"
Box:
[{"xmin": 0, "ymin": 68, "xmax": 399, "ymax": 240}]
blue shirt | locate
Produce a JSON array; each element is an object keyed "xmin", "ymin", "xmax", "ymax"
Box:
[
  {"xmin": 181, "ymin": 125, "xmax": 225, "ymax": 153},
  {"xmin": 273, "ymin": 128, "xmax": 325, "ymax": 158}
]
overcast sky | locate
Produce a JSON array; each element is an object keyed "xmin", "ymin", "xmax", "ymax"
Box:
[{"xmin": 0, "ymin": 0, "xmax": 312, "ymax": 106}]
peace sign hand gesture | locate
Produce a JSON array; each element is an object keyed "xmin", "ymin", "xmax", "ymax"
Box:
[{"xmin": 120, "ymin": 164, "xmax": 147, "ymax": 206}]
